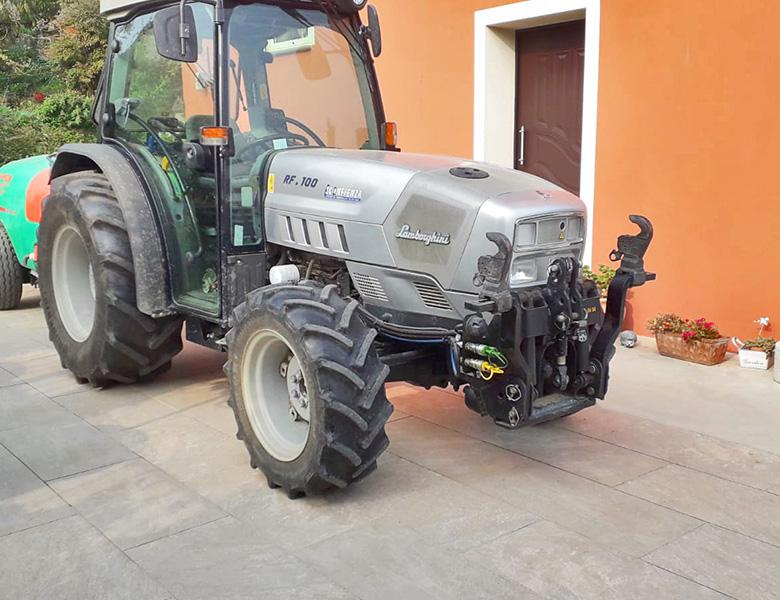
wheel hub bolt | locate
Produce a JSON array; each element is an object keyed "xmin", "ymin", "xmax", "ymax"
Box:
[{"xmin": 289, "ymin": 407, "xmax": 299, "ymax": 421}]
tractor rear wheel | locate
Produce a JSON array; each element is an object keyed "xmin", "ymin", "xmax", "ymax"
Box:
[
  {"xmin": 0, "ymin": 223, "xmax": 23, "ymax": 310},
  {"xmin": 38, "ymin": 172, "xmax": 183, "ymax": 386},
  {"xmin": 226, "ymin": 283, "xmax": 392, "ymax": 497}
]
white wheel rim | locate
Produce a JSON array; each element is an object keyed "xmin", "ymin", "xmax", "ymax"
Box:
[
  {"xmin": 51, "ymin": 225, "xmax": 96, "ymax": 343},
  {"xmin": 241, "ymin": 329, "xmax": 311, "ymax": 462}
]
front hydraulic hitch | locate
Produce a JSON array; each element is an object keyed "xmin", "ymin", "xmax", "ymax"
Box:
[
  {"xmin": 590, "ymin": 215, "xmax": 656, "ymax": 396},
  {"xmin": 609, "ymin": 215, "xmax": 656, "ymax": 287}
]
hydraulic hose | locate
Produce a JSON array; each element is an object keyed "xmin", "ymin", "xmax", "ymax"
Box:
[{"xmin": 355, "ymin": 305, "xmax": 455, "ymax": 342}]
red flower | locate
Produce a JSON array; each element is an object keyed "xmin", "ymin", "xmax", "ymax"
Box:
[{"xmin": 33, "ymin": 92, "xmax": 45, "ymax": 103}]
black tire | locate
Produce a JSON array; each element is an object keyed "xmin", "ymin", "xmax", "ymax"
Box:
[
  {"xmin": 0, "ymin": 222, "xmax": 23, "ymax": 310},
  {"xmin": 38, "ymin": 172, "xmax": 183, "ymax": 387},
  {"xmin": 226, "ymin": 283, "xmax": 392, "ymax": 497}
]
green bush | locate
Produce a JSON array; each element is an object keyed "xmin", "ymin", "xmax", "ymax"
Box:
[
  {"xmin": 36, "ymin": 92, "xmax": 93, "ymax": 130},
  {"xmin": 0, "ymin": 104, "xmax": 94, "ymax": 166}
]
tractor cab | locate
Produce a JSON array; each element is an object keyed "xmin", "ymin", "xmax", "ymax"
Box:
[{"xmin": 98, "ymin": 0, "xmax": 385, "ymax": 319}]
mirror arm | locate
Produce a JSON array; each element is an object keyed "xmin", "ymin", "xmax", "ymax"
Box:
[{"xmin": 178, "ymin": 0, "xmax": 190, "ymax": 57}]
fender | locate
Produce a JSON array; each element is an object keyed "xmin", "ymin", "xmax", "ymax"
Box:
[{"xmin": 50, "ymin": 143, "xmax": 173, "ymax": 317}]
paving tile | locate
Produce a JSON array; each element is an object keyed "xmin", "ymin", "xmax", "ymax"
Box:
[
  {"xmin": 483, "ymin": 424, "xmax": 666, "ymax": 486},
  {"xmin": 561, "ymin": 407, "xmax": 780, "ymax": 495},
  {"xmin": 182, "ymin": 398, "xmax": 238, "ymax": 437},
  {"xmin": 225, "ymin": 453, "xmax": 426, "ymax": 550},
  {"xmin": 386, "ymin": 383, "xmax": 421, "ymax": 401},
  {"xmin": 50, "ymin": 458, "xmax": 226, "ymax": 549},
  {"xmin": 605, "ymin": 344, "xmax": 780, "ymax": 455},
  {"xmin": 296, "ymin": 519, "xmax": 541, "ymax": 600},
  {"xmin": 0, "ymin": 350, "xmax": 86, "ymax": 398},
  {"xmin": 619, "ymin": 464, "xmax": 780, "ymax": 547},
  {"xmin": 390, "ymin": 386, "xmax": 480, "ymax": 435},
  {"xmin": 0, "ymin": 366, "xmax": 21, "ymax": 387},
  {"xmin": 387, "ymin": 408, "xmax": 409, "ymax": 424},
  {"xmin": 140, "ymin": 343, "xmax": 226, "ymax": 410},
  {"xmin": 0, "ymin": 444, "xmax": 74, "ymax": 536},
  {"xmin": 0, "ymin": 331, "xmax": 52, "ymax": 360},
  {"xmin": 118, "ymin": 413, "xmax": 265, "ymax": 507},
  {"xmin": 127, "ymin": 517, "xmax": 356, "ymax": 600},
  {"xmin": 0, "ymin": 419, "xmax": 135, "ymax": 481},
  {"xmin": 0, "ymin": 515, "xmax": 170, "ymax": 600},
  {"xmin": 0, "ymin": 382, "xmax": 79, "ymax": 431},
  {"xmin": 393, "ymin": 388, "xmax": 665, "ymax": 485},
  {"xmin": 468, "ymin": 520, "xmax": 727, "ymax": 599},
  {"xmin": 647, "ymin": 524, "xmax": 780, "ymax": 600},
  {"xmin": 388, "ymin": 416, "xmax": 701, "ymax": 557},
  {"xmin": 387, "ymin": 416, "xmax": 533, "ymax": 483},
  {"xmin": 398, "ymin": 480, "xmax": 539, "ymax": 553},
  {"xmin": 229, "ymin": 449, "xmax": 537, "ymax": 553},
  {"xmin": 55, "ymin": 386, "xmax": 176, "ymax": 433}
]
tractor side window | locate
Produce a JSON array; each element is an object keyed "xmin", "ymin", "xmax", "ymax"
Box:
[{"xmin": 108, "ymin": 4, "xmax": 220, "ymax": 315}]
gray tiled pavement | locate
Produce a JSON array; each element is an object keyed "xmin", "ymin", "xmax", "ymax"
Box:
[{"xmin": 1, "ymin": 287, "xmax": 779, "ymax": 599}]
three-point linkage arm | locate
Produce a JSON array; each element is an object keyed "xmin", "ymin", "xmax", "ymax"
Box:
[
  {"xmin": 609, "ymin": 215, "xmax": 656, "ymax": 287},
  {"xmin": 590, "ymin": 215, "xmax": 656, "ymax": 396}
]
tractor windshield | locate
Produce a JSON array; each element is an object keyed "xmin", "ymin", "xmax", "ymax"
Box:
[{"xmin": 225, "ymin": 4, "xmax": 381, "ymax": 153}]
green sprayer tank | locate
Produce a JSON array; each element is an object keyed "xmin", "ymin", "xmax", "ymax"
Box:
[{"xmin": 0, "ymin": 155, "xmax": 53, "ymax": 308}]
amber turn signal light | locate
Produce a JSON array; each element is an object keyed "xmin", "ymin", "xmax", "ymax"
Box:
[
  {"xmin": 384, "ymin": 122, "xmax": 398, "ymax": 148},
  {"xmin": 200, "ymin": 126, "xmax": 231, "ymax": 147}
]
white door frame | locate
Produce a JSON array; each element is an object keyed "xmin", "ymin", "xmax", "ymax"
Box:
[{"xmin": 474, "ymin": 0, "xmax": 600, "ymax": 263}]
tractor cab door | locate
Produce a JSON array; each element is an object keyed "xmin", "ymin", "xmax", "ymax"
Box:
[{"xmin": 105, "ymin": 3, "xmax": 220, "ymax": 317}]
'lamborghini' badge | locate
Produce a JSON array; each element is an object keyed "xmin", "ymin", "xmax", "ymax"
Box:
[{"xmin": 395, "ymin": 224, "xmax": 451, "ymax": 246}]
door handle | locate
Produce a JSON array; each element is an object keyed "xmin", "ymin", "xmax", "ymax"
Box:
[{"xmin": 518, "ymin": 126, "xmax": 526, "ymax": 167}]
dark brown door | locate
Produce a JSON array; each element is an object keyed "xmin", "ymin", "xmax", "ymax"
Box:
[{"xmin": 515, "ymin": 21, "xmax": 585, "ymax": 195}]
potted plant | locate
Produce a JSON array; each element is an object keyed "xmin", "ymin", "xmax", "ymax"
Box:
[
  {"xmin": 582, "ymin": 265, "xmax": 616, "ymax": 310},
  {"xmin": 647, "ymin": 314, "xmax": 729, "ymax": 366},
  {"xmin": 739, "ymin": 337, "xmax": 776, "ymax": 370}
]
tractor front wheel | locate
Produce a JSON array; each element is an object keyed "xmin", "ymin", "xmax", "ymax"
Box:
[
  {"xmin": 226, "ymin": 283, "xmax": 393, "ymax": 497},
  {"xmin": 38, "ymin": 172, "xmax": 183, "ymax": 386},
  {"xmin": 0, "ymin": 223, "xmax": 23, "ymax": 310}
]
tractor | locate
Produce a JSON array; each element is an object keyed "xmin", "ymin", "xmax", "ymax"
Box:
[{"xmin": 27, "ymin": 0, "xmax": 655, "ymax": 497}]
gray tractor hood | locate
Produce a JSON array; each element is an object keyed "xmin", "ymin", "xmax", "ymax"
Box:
[{"xmin": 264, "ymin": 149, "xmax": 586, "ymax": 294}]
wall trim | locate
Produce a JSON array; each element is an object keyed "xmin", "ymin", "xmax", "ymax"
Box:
[{"xmin": 474, "ymin": 0, "xmax": 600, "ymax": 263}]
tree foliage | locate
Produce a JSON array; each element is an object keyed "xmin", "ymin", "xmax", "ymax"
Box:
[
  {"xmin": 0, "ymin": 0, "xmax": 104, "ymax": 163},
  {"xmin": 0, "ymin": 0, "xmax": 61, "ymax": 102},
  {"xmin": 47, "ymin": 0, "xmax": 108, "ymax": 95}
]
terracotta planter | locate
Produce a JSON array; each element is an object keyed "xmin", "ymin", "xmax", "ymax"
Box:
[{"xmin": 655, "ymin": 333, "xmax": 729, "ymax": 366}]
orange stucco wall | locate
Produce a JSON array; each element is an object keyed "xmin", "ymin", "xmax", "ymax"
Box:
[{"xmin": 371, "ymin": 0, "xmax": 779, "ymax": 338}]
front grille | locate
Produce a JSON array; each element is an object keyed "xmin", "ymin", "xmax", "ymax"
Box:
[
  {"xmin": 516, "ymin": 214, "xmax": 584, "ymax": 250},
  {"xmin": 352, "ymin": 273, "xmax": 389, "ymax": 302},
  {"xmin": 413, "ymin": 281, "xmax": 453, "ymax": 311}
]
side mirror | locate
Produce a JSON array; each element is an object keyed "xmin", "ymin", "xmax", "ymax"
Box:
[
  {"xmin": 365, "ymin": 5, "xmax": 382, "ymax": 58},
  {"xmin": 332, "ymin": 0, "xmax": 368, "ymax": 15},
  {"xmin": 153, "ymin": 4, "xmax": 198, "ymax": 63}
]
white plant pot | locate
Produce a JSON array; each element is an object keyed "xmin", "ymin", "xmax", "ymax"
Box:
[
  {"xmin": 738, "ymin": 348, "xmax": 774, "ymax": 370},
  {"xmin": 775, "ymin": 343, "xmax": 780, "ymax": 383}
]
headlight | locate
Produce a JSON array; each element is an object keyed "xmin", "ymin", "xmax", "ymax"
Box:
[{"xmin": 510, "ymin": 257, "xmax": 538, "ymax": 286}]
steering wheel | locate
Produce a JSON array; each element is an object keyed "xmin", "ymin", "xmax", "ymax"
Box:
[
  {"xmin": 148, "ymin": 117, "xmax": 186, "ymax": 138},
  {"xmin": 284, "ymin": 116, "xmax": 327, "ymax": 148},
  {"xmin": 236, "ymin": 133, "xmax": 311, "ymax": 162}
]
